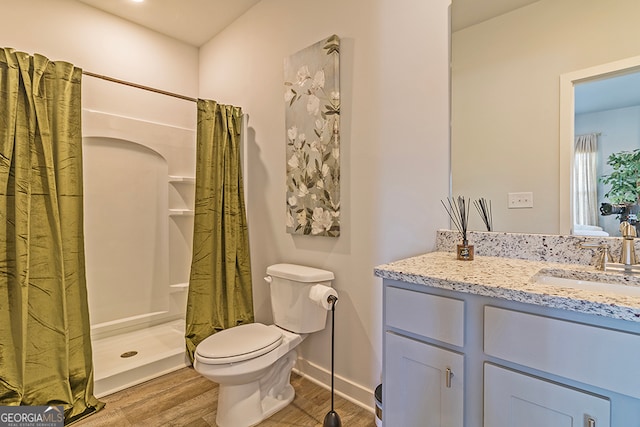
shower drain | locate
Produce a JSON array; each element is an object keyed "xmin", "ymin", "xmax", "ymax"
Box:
[{"xmin": 120, "ymin": 351, "xmax": 138, "ymax": 358}]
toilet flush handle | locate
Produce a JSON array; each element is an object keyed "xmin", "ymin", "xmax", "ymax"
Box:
[{"xmin": 264, "ymin": 275, "xmax": 273, "ymax": 284}]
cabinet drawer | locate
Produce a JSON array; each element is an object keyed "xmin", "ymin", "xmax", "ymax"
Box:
[
  {"xmin": 386, "ymin": 286, "xmax": 464, "ymax": 346},
  {"xmin": 484, "ymin": 306, "xmax": 640, "ymax": 399},
  {"xmin": 484, "ymin": 363, "xmax": 610, "ymax": 427}
]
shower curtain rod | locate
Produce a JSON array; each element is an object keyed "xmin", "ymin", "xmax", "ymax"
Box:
[{"xmin": 82, "ymin": 70, "xmax": 197, "ymax": 103}]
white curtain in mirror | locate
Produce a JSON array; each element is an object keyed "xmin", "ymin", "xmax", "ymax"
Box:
[{"xmin": 573, "ymin": 133, "xmax": 599, "ymax": 227}]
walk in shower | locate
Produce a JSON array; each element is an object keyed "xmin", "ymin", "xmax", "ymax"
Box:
[{"xmin": 82, "ymin": 78, "xmax": 196, "ymax": 396}]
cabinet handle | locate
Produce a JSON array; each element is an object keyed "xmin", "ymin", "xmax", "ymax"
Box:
[
  {"xmin": 586, "ymin": 417, "xmax": 595, "ymax": 427},
  {"xmin": 445, "ymin": 367, "xmax": 453, "ymax": 388}
]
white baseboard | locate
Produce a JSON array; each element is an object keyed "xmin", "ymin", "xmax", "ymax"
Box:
[{"xmin": 294, "ymin": 357, "xmax": 375, "ymax": 415}]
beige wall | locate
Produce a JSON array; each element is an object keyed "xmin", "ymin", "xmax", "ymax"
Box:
[
  {"xmin": 452, "ymin": 0, "xmax": 640, "ymax": 234},
  {"xmin": 199, "ymin": 0, "xmax": 451, "ymax": 405}
]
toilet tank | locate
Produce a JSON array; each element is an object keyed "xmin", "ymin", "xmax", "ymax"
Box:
[{"xmin": 265, "ymin": 263, "xmax": 335, "ymax": 334}]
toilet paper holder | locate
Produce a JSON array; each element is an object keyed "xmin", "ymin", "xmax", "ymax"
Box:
[{"xmin": 309, "ymin": 284, "xmax": 339, "ymax": 310}]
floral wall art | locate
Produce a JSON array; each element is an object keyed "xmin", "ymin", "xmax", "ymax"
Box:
[{"xmin": 284, "ymin": 34, "xmax": 340, "ymax": 237}]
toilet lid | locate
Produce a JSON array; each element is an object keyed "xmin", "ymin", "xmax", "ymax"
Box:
[{"xmin": 196, "ymin": 323, "xmax": 283, "ymax": 364}]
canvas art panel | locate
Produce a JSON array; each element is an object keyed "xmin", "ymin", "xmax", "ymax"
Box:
[{"xmin": 284, "ymin": 35, "xmax": 340, "ymax": 237}]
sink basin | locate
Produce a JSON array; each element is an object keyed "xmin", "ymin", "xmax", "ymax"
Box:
[{"xmin": 533, "ymin": 274, "xmax": 640, "ymax": 298}]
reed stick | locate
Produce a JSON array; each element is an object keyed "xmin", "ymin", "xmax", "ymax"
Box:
[
  {"xmin": 474, "ymin": 198, "xmax": 493, "ymax": 232},
  {"xmin": 441, "ymin": 196, "xmax": 470, "ymax": 245}
]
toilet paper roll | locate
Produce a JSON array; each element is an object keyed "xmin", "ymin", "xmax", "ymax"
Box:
[{"xmin": 309, "ymin": 284, "xmax": 338, "ymax": 310}]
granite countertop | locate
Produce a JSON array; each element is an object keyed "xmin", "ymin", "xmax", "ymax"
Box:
[{"xmin": 374, "ymin": 251, "xmax": 640, "ymax": 323}]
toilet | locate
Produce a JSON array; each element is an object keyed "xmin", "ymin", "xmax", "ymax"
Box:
[{"xmin": 193, "ymin": 263, "xmax": 336, "ymax": 427}]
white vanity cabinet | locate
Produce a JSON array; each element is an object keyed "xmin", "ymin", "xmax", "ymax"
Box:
[
  {"xmin": 382, "ymin": 278, "xmax": 640, "ymax": 427},
  {"xmin": 383, "ymin": 285, "xmax": 465, "ymax": 427}
]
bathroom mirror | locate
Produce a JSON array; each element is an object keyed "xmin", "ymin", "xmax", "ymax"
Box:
[{"xmin": 450, "ymin": 0, "xmax": 640, "ymax": 235}]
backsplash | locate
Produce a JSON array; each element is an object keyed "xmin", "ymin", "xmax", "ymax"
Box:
[{"xmin": 436, "ymin": 230, "xmax": 640, "ymax": 265}]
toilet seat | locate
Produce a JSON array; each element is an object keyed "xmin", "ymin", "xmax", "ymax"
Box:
[{"xmin": 196, "ymin": 323, "xmax": 283, "ymax": 365}]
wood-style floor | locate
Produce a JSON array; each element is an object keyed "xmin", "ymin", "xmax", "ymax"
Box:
[{"xmin": 76, "ymin": 367, "xmax": 376, "ymax": 426}]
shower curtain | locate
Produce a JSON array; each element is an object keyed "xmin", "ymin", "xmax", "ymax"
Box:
[
  {"xmin": 185, "ymin": 100, "xmax": 254, "ymax": 362},
  {"xmin": 574, "ymin": 133, "xmax": 599, "ymax": 226},
  {"xmin": 0, "ymin": 48, "xmax": 103, "ymax": 423}
]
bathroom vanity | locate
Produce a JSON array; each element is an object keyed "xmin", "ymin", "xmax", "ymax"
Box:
[{"xmin": 375, "ymin": 231, "xmax": 640, "ymax": 427}]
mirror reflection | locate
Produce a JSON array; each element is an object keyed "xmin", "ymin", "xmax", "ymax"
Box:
[
  {"xmin": 451, "ymin": 0, "xmax": 640, "ymax": 236},
  {"xmin": 573, "ymin": 71, "xmax": 640, "ymax": 237}
]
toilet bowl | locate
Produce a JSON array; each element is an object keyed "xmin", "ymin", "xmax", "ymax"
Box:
[
  {"xmin": 193, "ymin": 263, "xmax": 336, "ymax": 427},
  {"xmin": 194, "ymin": 324, "xmax": 304, "ymax": 427}
]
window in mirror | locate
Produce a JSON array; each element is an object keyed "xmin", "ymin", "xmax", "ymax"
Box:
[{"xmin": 570, "ymin": 69, "xmax": 640, "ymax": 236}]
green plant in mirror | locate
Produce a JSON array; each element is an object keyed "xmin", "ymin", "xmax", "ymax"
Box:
[{"xmin": 600, "ymin": 149, "xmax": 640, "ymax": 204}]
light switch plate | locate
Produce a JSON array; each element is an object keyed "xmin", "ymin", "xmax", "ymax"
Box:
[{"xmin": 508, "ymin": 192, "xmax": 533, "ymax": 209}]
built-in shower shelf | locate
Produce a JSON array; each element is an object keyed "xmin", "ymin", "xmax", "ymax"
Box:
[
  {"xmin": 170, "ymin": 282, "xmax": 189, "ymax": 293},
  {"xmin": 169, "ymin": 208, "xmax": 194, "ymax": 216},
  {"xmin": 169, "ymin": 175, "xmax": 195, "ymax": 184}
]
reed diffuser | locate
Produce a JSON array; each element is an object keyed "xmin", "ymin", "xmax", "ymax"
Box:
[
  {"xmin": 474, "ymin": 198, "xmax": 493, "ymax": 232},
  {"xmin": 442, "ymin": 196, "xmax": 474, "ymax": 261}
]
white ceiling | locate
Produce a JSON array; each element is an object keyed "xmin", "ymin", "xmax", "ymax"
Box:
[
  {"xmin": 451, "ymin": 0, "xmax": 540, "ymax": 31},
  {"xmin": 73, "ymin": 0, "xmax": 538, "ymax": 47},
  {"xmin": 74, "ymin": 0, "xmax": 262, "ymax": 47},
  {"xmin": 73, "ymin": 0, "xmax": 638, "ymax": 114}
]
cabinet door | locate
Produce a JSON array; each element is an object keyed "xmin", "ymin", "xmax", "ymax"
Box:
[
  {"xmin": 385, "ymin": 332, "xmax": 464, "ymax": 427},
  {"xmin": 484, "ymin": 364, "xmax": 610, "ymax": 427}
]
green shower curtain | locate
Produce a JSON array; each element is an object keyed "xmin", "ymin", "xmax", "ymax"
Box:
[
  {"xmin": 0, "ymin": 48, "xmax": 103, "ymax": 423},
  {"xmin": 185, "ymin": 100, "xmax": 254, "ymax": 362}
]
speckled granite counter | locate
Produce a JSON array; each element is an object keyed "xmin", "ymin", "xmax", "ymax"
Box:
[
  {"xmin": 436, "ymin": 229, "xmax": 640, "ymax": 264},
  {"xmin": 374, "ymin": 251, "xmax": 640, "ymax": 323}
]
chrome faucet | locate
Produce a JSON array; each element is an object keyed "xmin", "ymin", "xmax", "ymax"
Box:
[{"xmin": 619, "ymin": 221, "xmax": 638, "ymax": 266}]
